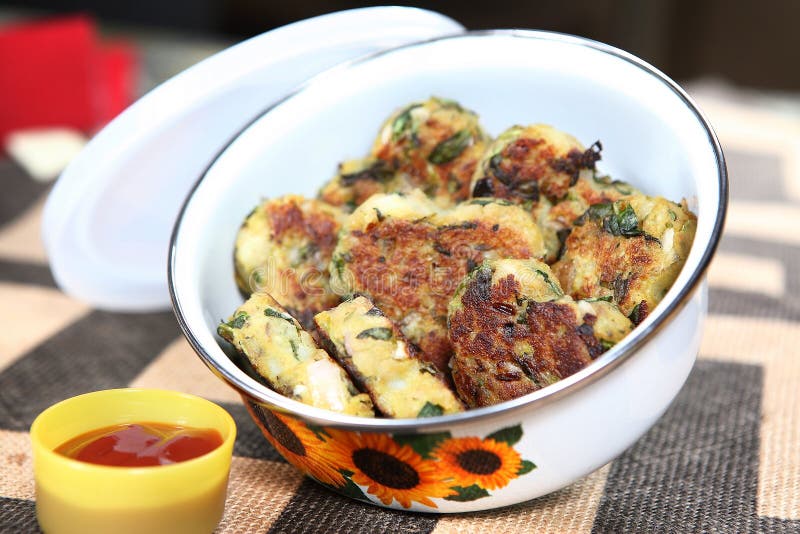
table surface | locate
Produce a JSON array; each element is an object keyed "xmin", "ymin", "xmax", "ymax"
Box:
[{"xmin": 1, "ymin": 45, "xmax": 799, "ymax": 531}]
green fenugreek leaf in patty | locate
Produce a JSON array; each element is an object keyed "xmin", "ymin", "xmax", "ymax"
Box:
[
  {"xmin": 575, "ymin": 201, "xmax": 659, "ymax": 242},
  {"xmin": 428, "ymin": 130, "xmax": 472, "ymax": 165},
  {"xmin": 391, "ymin": 104, "xmax": 422, "ymax": 140},
  {"xmin": 339, "ymin": 160, "xmax": 395, "ymax": 186},
  {"xmin": 228, "ymin": 312, "xmax": 249, "ymax": 329},
  {"xmin": 264, "ymin": 308, "xmax": 294, "ymax": 322},
  {"xmin": 356, "ymin": 327, "xmax": 393, "ymax": 341},
  {"xmin": 417, "ymin": 402, "xmax": 445, "ymax": 418},
  {"xmin": 535, "ymin": 269, "xmax": 564, "ymax": 297}
]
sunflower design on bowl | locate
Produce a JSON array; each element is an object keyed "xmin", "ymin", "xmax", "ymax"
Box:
[
  {"xmin": 432, "ymin": 434, "xmax": 533, "ymax": 494},
  {"xmin": 246, "ymin": 401, "xmax": 537, "ymax": 509},
  {"xmin": 245, "ymin": 402, "xmax": 346, "ymax": 487}
]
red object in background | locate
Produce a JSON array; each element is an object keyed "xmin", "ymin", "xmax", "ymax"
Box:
[
  {"xmin": 0, "ymin": 14, "xmax": 138, "ymax": 143},
  {"xmin": 95, "ymin": 40, "xmax": 138, "ymax": 127}
]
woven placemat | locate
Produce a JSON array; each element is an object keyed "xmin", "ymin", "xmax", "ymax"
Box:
[{"xmin": 1, "ymin": 87, "xmax": 798, "ymax": 533}]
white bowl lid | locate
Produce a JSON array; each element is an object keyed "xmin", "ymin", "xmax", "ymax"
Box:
[{"xmin": 42, "ymin": 7, "xmax": 464, "ymax": 311}]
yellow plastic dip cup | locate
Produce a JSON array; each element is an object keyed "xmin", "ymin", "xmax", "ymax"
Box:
[{"xmin": 30, "ymin": 388, "xmax": 236, "ymax": 534}]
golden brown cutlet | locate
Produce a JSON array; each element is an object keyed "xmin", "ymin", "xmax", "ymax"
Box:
[
  {"xmin": 448, "ymin": 259, "xmax": 632, "ymax": 407},
  {"xmin": 329, "ymin": 190, "xmax": 546, "ymax": 373}
]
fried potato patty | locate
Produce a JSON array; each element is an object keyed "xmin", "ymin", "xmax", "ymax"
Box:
[
  {"xmin": 546, "ymin": 176, "xmax": 635, "ymax": 226},
  {"xmin": 552, "ymin": 194, "xmax": 697, "ymax": 322},
  {"xmin": 218, "ymin": 292, "xmax": 374, "ymax": 416},
  {"xmin": 371, "ymin": 97, "xmax": 490, "ymax": 207},
  {"xmin": 318, "ymin": 157, "xmax": 414, "ymax": 211},
  {"xmin": 315, "ymin": 296, "xmax": 464, "ymax": 418},
  {"xmin": 234, "ymin": 195, "xmax": 344, "ymax": 328},
  {"xmin": 536, "ymin": 175, "xmax": 642, "ymax": 263},
  {"xmin": 470, "ymin": 124, "xmax": 600, "ymax": 203},
  {"xmin": 329, "ymin": 190, "xmax": 546, "ymax": 373},
  {"xmin": 448, "ymin": 259, "xmax": 632, "ymax": 407}
]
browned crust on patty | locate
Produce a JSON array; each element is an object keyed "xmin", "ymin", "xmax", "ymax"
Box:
[
  {"xmin": 318, "ymin": 158, "xmax": 412, "ymax": 211},
  {"xmin": 524, "ymin": 300, "xmax": 598, "ymax": 377},
  {"xmin": 343, "ymin": 217, "xmax": 537, "ymax": 371},
  {"xmin": 332, "ymin": 193, "xmax": 545, "ymax": 375},
  {"xmin": 471, "ymin": 127, "xmax": 599, "ymax": 204},
  {"xmin": 234, "ymin": 196, "xmax": 343, "ymax": 330},
  {"xmin": 265, "ymin": 199, "xmax": 340, "ymax": 249},
  {"xmin": 551, "ymin": 215, "xmax": 661, "ymax": 316},
  {"xmin": 552, "ymin": 195, "xmax": 697, "ymax": 317},
  {"xmin": 448, "ymin": 261, "xmax": 612, "ymax": 408},
  {"xmin": 372, "ymin": 98, "xmax": 488, "ymax": 206},
  {"xmin": 374, "ymin": 137, "xmax": 483, "ymax": 204}
]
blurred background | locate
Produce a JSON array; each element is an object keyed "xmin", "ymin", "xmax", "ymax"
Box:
[
  {"xmin": 1, "ymin": 1, "xmax": 799, "ymax": 178},
  {"xmin": 3, "ymin": 0, "xmax": 800, "ymax": 90}
]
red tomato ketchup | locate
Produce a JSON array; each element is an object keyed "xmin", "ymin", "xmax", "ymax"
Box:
[{"xmin": 55, "ymin": 422, "xmax": 224, "ymax": 467}]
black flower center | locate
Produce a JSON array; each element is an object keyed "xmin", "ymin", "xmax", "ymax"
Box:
[
  {"xmin": 260, "ymin": 409, "xmax": 306, "ymax": 456},
  {"xmin": 456, "ymin": 449, "xmax": 502, "ymax": 475},
  {"xmin": 352, "ymin": 448, "xmax": 420, "ymax": 489}
]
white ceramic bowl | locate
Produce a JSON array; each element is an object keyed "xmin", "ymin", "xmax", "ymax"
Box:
[{"xmin": 169, "ymin": 30, "xmax": 727, "ymax": 513}]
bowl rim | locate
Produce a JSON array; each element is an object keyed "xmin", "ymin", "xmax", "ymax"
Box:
[{"xmin": 168, "ymin": 28, "xmax": 728, "ymax": 431}]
